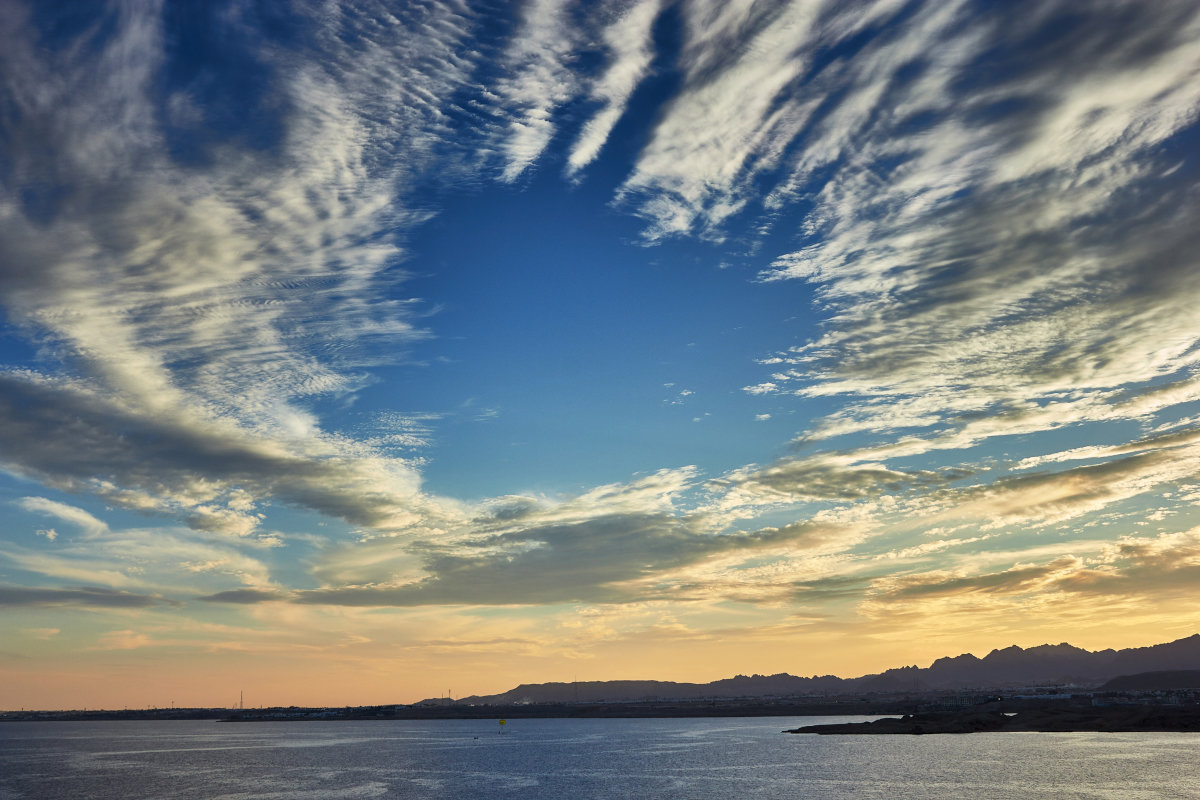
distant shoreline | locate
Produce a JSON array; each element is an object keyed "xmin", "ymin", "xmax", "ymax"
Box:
[
  {"xmin": 786, "ymin": 706, "xmax": 1200, "ymax": 734},
  {"xmin": 10, "ymin": 696, "xmax": 1200, "ymax": 727},
  {"xmin": 3, "ymin": 699, "xmax": 911, "ymax": 723}
]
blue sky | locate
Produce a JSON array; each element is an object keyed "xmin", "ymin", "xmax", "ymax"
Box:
[{"xmin": 2, "ymin": 0, "xmax": 1200, "ymax": 708}]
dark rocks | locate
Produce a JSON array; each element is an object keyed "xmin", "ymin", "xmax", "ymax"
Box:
[{"xmin": 786, "ymin": 705, "xmax": 1200, "ymax": 734}]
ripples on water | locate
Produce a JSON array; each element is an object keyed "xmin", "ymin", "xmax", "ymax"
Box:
[{"xmin": 2, "ymin": 717, "xmax": 1197, "ymax": 799}]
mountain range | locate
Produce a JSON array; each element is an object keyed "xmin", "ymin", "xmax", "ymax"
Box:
[{"xmin": 436, "ymin": 634, "xmax": 1200, "ymax": 705}]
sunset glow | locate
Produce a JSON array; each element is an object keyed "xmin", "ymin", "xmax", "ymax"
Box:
[{"xmin": 2, "ymin": 0, "xmax": 1200, "ymax": 709}]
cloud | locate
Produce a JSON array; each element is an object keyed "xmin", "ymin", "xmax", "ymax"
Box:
[
  {"xmin": 0, "ymin": 523, "xmax": 277, "ymax": 596},
  {"xmin": 1014, "ymin": 428, "xmax": 1200, "ymax": 471},
  {"xmin": 308, "ymin": 512, "xmax": 720, "ymax": 606},
  {"xmin": 712, "ymin": 450, "xmax": 968, "ymax": 510},
  {"xmin": 95, "ymin": 629, "xmax": 154, "ymax": 650},
  {"xmin": 488, "ymin": 0, "xmax": 581, "ymax": 181},
  {"xmin": 198, "ymin": 588, "xmax": 290, "ymax": 604},
  {"xmin": 619, "ymin": 0, "xmax": 831, "ymax": 239},
  {"xmin": 18, "ymin": 497, "xmax": 110, "ymax": 538},
  {"xmin": 1, "ymin": 0, "xmax": 1198, "ymax": 646},
  {"xmin": 21, "ymin": 627, "xmax": 60, "ymax": 640},
  {"xmin": 286, "ymin": 462, "xmax": 860, "ymax": 609},
  {"xmin": 0, "ymin": 585, "xmax": 173, "ymax": 608},
  {"xmin": 743, "ymin": 0, "xmax": 1200, "ymax": 454},
  {"xmin": 474, "ymin": 466, "xmax": 702, "ymax": 529},
  {"xmin": 933, "ymin": 442, "xmax": 1200, "ymax": 531},
  {"xmin": 361, "ymin": 411, "xmax": 444, "ymax": 451},
  {"xmin": 603, "ymin": 1, "xmax": 1200, "ymax": 548},
  {"xmin": 296, "ymin": 510, "xmax": 846, "ymax": 607},
  {"xmin": 0, "ymin": 0, "xmax": 475, "ymax": 535},
  {"xmin": 0, "ymin": 371, "xmax": 439, "ymax": 534},
  {"xmin": 861, "ymin": 529, "xmax": 1200, "ymax": 623},
  {"xmin": 566, "ymin": 0, "xmax": 663, "ymax": 176}
]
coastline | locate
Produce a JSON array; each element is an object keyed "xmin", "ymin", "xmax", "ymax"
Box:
[
  {"xmin": 3, "ymin": 699, "xmax": 911, "ymax": 723},
  {"xmin": 786, "ymin": 706, "xmax": 1200, "ymax": 734}
]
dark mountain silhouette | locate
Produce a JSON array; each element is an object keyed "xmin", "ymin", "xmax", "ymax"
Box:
[
  {"xmin": 1099, "ymin": 670, "xmax": 1200, "ymax": 692},
  {"xmin": 437, "ymin": 634, "xmax": 1200, "ymax": 705},
  {"xmin": 445, "ymin": 674, "xmax": 844, "ymax": 706}
]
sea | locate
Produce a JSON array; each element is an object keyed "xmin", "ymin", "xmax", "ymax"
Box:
[{"xmin": 2, "ymin": 716, "xmax": 1197, "ymax": 799}]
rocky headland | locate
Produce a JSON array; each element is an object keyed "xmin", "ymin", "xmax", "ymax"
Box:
[{"xmin": 786, "ymin": 705, "xmax": 1200, "ymax": 734}]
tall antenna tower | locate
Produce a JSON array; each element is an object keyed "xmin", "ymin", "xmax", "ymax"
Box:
[{"xmin": 240, "ymin": 690, "xmax": 244, "ymax": 710}]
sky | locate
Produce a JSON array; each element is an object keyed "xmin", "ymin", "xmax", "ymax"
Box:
[{"xmin": 1, "ymin": 0, "xmax": 1199, "ymax": 710}]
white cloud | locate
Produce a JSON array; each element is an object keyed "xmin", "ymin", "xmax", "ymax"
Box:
[
  {"xmin": 18, "ymin": 497, "xmax": 109, "ymax": 538},
  {"xmin": 1, "ymin": 0, "xmax": 1198, "ymax": 632},
  {"xmin": 619, "ymin": 0, "xmax": 829, "ymax": 239},
  {"xmin": 566, "ymin": 0, "xmax": 663, "ymax": 176},
  {"xmin": 0, "ymin": 1, "xmax": 477, "ymax": 535},
  {"xmin": 489, "ymin": 0, "xmax": 581, "ymax": 181},
  {"xmin": 0, "ymin": 521, "xmax": 279, "ymax": 597},
  {"xmin": 751, "ymin": 2, "xmax": 1200, "ymax": 439},
  {"xmin": 859, "ymin": 528, "xmax": 1200, "ymax": 625}
]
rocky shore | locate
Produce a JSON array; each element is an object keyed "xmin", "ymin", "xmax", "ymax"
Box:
[{"xmin": 787, "ymin": 706, "xmax": 1200, "ymax": 734}]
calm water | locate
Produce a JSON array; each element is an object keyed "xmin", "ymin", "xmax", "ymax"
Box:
[{"xmin": 2, "ymin": 716, "xmax": 1197, "ymax": 799}]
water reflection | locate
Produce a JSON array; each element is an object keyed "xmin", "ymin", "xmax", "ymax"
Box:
[{"xmin": 2, "ymin": 717, "xmax": 1198, "ymax": 799}]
